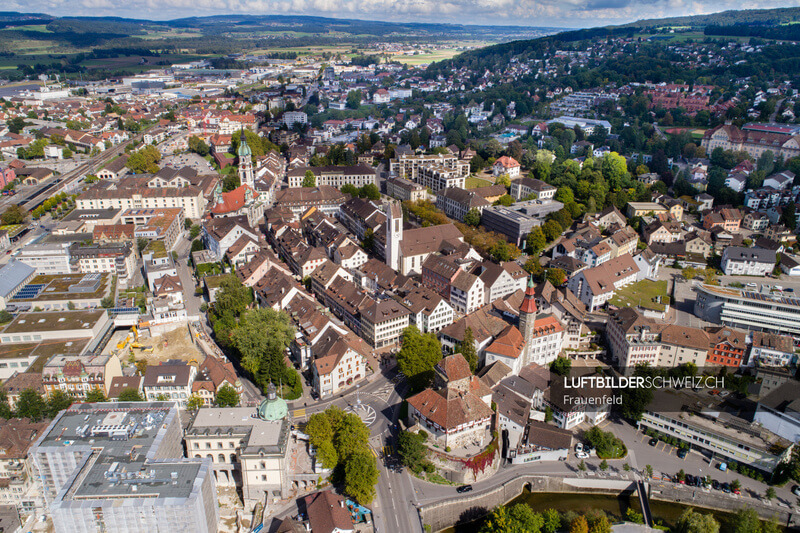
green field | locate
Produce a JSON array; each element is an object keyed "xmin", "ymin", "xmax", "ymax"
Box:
[
  {"xmin": 465, "ymin": 176, "xmax": 493, "ymax": 189},
  {"xmin": 392, "ymin": 49, "xmax": 463, "ymax": 65},
  {"xmin": 0, "ymin": 24, "xmax": 53, "ymax": 33},
  {"xmin": 610, "ymin": 279, "xmax": 671, "ymax": 312}
]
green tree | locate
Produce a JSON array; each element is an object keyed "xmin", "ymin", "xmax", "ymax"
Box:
[
  {"xmin": 189, "ymin": 224, "xmax": 201, "ymax": 240},
  {"xmin": 481, "ymin": 504, "xmax": 544, "ymax": 533},
  {"xmin": 214, "ymin": 384, "xmax": 240, "ymax": 407},
  {"xmin": 214, "ymin": 275, "xmax": 254, "ymax": 319},
  {"xmin": 100, "ymin": 295, "xmax": 115, "ymax": 309},
  {"xmin": 732, "ymin": 509, "xmax": 761, "ymax": 533},
  {"xmin": 495, "ymin": 194, "xmax": 515, "ymax": 206},
  {"xmin": 589, "ymin": 514, "xmax": 611, "ymax": 533},
  {"xmin": 550, "ymin": 356, "xmax": 572, "ymax": 377},
  {"xmin": 231, "ymin": 308, "xmax": 295, "ymax": 387},
  {"xmin": 305, "ymin": 407, "xmax": 377, "ymax": 502},
  {"xmin": 344, "ymin": 450, "xmax": 379, "ymax": 504},
  {"xmin": 464, "ymin": 208, "xmax": 481, "ymax": 227},
  {"xmin": 569, "ymin": 515, "xmax": 589, "ymax": 533},
  {"xmin": 526, "ymin": 227, "xmax": 546, "ymax": 253},
  {"xmin": 542, "ymin": 219, "xmax": 563, "ymax": 242},
  {"xmin": 187, "ymin": 394, "xmax": 205, "ymax": 411},
  {"xmin": 7, "ymin": 117, "xmax": 26, "ymax": 134},
  {"xmin": 360, "ymin": 183, "xmax": 380, "ymax": 200},
  {"xmin": 456, "ymin": 328, "xmax": 478, "ymax": 372},
  {"xmin": 397, "ymin": 326, "xmax": 444, "ymax": 391},
  {"xmin": 85, "ymin": 388, "xmax": 107, "ymax": 403},
  {"xmin": 46, "ymin": 390, "xmax": 73, "ymax": 418},
  {"xmin": 15, "ymin": 388, "xmax": 47, "ymax": 422},
  {"xmin": 1, "ymin": 204, "xmax": 27, "ymax": 225},
  {"xmin": 496, "ymin": 174, "xmax": 511, "ymax": 188},
  {"xmin": 730, "ymin": 479, "xmax": 741, "ymax": 492},
  {"xmin": 125, "ymin": 145, "xmax": 161, "ymax": 174},
  {"xmin": 188, "ymin": 135, "xmax": 210, "ymax": 156},
  {"xmin": 599, "ymin": 459, "xmax": 608, "ymax": 471},
  {"xmin": 118, "ymin": 388, "xmax": 144, "ymax": 402},
  {"xmin": 546, "ymin": 268, "xmax": 566, "ymax": 286},
  {"xmin": 398, "ymin": 430, "xmax": 429, "ymax": 472},
  {"xmin": 0, "ymin": 310, "xmax": 12, "ymax": 324},
  {"xmin": 781, "ymin": 202, "xmax": 796, "ymax": 230},
  {"xmin": 762, "ymin": 520, "xmax": 781, "ymax": 533},
  {"xmin": 490, "ymin": 239, "xmax": 514, "ymax": 262},
  {"xmin": 302, "ymin": 170, "xmax": 316, "ymax": 188},
  {"xmin": 542, "ymin": 509, "xmax": 561, "ymax": 533},
  {"xmin": 347, "ymin": 89, "xmax": 362, "ymax": 110},
  {"xmin": 674, "ymin": 509, "xmax": 719, "ymax": 533}
]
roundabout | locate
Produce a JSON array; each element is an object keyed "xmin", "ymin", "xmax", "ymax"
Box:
[{"xmin": 345, "ymin": 396, "xmax": 377, "ymax": 427}]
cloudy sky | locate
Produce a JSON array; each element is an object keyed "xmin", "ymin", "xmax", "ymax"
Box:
[{"xmin": 6, "ymin": 0, "xmax": 800, "ymax": 28}]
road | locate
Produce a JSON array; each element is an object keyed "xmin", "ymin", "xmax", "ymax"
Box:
[
  {"xmin": 18, "ymin": 129, "xmax": 149, "ymax": 212},
  {"xmin": 406, "ymin": 416, "xmax": 800, "ymax": 523}
]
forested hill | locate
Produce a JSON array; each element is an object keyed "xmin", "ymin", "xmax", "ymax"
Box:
[{"xmin": 427, "ymin": 6, "xmax": 800, "ymax": 73}]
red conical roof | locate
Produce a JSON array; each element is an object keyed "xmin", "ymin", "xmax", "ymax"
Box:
[{"xmin": 519, "ymin": 275, "xmax": 537, "ymax": 314}]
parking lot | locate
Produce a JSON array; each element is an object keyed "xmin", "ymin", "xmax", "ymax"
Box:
[
  {"xmin": 161, "ymin": 152, "xmax": 214, "ymax": 174},
  {"xmin": 602, "ymin": 417, "xmax": 800, "ymax": 510}
]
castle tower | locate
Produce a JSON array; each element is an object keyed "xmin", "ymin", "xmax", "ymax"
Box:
[
  {"xmin": 385, "ymin": 201, "xmax": 403, "ymax": 272},
  {"xmin": 519, "ymin": 275, "xmax": 538, "ymax": 355},
  {"xmin": 237, "ymin": 129, "xmax": 254, "ymax": 189}
]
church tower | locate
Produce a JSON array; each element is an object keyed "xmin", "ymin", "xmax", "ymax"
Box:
[
  {"xmin": 237, "ymin": 129, "xmax": 254, "ymax": 189},
  {"xmin": 385, "ymin": 201, "xmax": 403, "ymax": 272},
  {"xmin": 519, "ymin": 275, "xmax": 538, "ymax": 357}
]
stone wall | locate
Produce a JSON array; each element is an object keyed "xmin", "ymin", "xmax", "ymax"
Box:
[
  {"xmin": 420, "ymin": 475, "xmax": 799, "ymax": 533},
  {"xmin": 652, "ymin": 483, "xmax": 796, "ymax": 526},
  {"xmin": 419, "ymin": 475, "xmax": 637, "ymax": 533}
]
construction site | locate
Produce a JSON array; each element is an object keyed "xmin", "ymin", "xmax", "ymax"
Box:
[{"xmin": 103, "ymin": 323, "xmax": 206, "ymax": 368}]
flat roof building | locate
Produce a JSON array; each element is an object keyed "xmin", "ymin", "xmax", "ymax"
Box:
[
  {"xmin": 694, "ymin": 283, "xmax": 800, "ymax": 337},
  {"xmin": 31, "ymin": 402, "xmax": 218, "ymax": 533}
]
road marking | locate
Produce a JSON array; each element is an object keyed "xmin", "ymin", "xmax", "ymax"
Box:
[
  {"xmin": 370, "ymin": 447, "xmax": 378, "ymax": 458},
  {"xmin": 383, "ymin": 445, "xmax": 394, "ymax": 456},
  {"xmin": 293, "ymin": 408, "xmax": 306, "ymax": 419}
]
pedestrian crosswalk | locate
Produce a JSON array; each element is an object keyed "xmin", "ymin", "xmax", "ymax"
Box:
[
  {"xmin": 383, "ymin": 445, "xmax": 394, "ymax": 456},
  {"xmin": 293, "ymin": 408, "xmax": 307, "ymax": 419},
  {"xmin": 370, "ymin": 447, "xmax": 378, "ymax": 458}
]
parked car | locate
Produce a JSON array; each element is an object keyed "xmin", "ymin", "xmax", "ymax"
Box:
[
  {"xmin": 712, "ymin": 480, "xmax": 720, "ymax": 490},
  {"xmin": 685, "ymin": 474, "xmax": 694, "ymax": 485},
  {"xmin": 649, "ymin": 437, "xmax": 659, "ymax": 446},
  {"xmin": 576, "ymin": 451, "xmax": 589, "ymax": 459},
  {"xmin": 457, "ymin": 485, "xmax": 473, "ymax": 494},
  {"xmin": 677, "ymin": 448, "xmax": 688, "ymax": 459},
  {"xmin": 792, "ymin": 485, "xmax": 800, "ymax": 496},
  {"xmin": 722, "ymin": 483, "xmax": 731, "ymax": 493},
  {"xmin": 575, "ymin": 443, "xmax": 584, "ymax": 453}
]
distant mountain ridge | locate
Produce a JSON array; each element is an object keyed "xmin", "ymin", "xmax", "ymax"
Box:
[{"xmin": 0, "ymin": 11, "xmax": 566, "ymax": 36}]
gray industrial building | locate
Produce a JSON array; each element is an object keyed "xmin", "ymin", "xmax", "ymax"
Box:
[
  {"xmin": 31, "ymin": 402, "xmax": 218, "ymax": 533},
  {"xmin": 480, "ymin": 200, "xmax": 563, "ymax": 246}
]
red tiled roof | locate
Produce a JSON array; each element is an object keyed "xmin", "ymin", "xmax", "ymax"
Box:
[{"xmin": 211, "ymin": 184, "xmax": 259, "ymax": 214}]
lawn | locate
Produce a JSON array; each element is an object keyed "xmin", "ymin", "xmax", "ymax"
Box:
[
  {"xmin": 393, "ymin": 49, "xmax": 463, "ymax": 66},
  {"xmin": 465, "ymin": 176, "xmax": 493, "ymax": 189},
  {"xmin": 609, "ymin": 279, "xmax": 670, "ymax": 312}
]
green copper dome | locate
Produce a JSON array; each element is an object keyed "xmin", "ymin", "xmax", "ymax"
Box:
[
  {"xmin": 237, "ymin": 130, "xmax": 251, "ymax": 158},
  {"xmin": 257, "ymin": 383, "xmax": 288, "ymax": 421}
]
